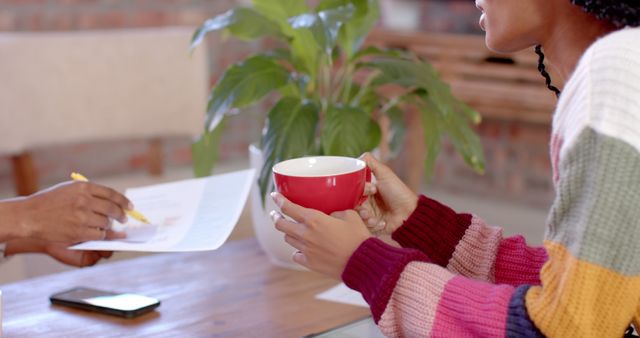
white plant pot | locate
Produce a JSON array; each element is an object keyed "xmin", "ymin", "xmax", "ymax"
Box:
[{"xmin": 248, "ymin": 144, "xmax": 303, "ymax": 270}]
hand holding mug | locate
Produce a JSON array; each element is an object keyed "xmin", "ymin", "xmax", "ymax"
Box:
[
  {"xmin": 356, "ymin": 153, "xmax": 418, "ymax": 235},
  {"xmin": 270, "ymin": 192, "xmax": 371, "ymax": 279}
]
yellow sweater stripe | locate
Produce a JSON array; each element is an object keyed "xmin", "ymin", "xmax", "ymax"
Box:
[{"xmin": 525, "ymin": 241, "xmax": 640, "ymax": 337}]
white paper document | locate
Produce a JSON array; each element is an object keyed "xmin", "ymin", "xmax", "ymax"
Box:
[
  {"xmin": 71, "ymin": 169, "xmax": 255, "ymax": 252},
  {"xmin": 316, "ymin": 283, "xmax": 368, "ymax": 307}
]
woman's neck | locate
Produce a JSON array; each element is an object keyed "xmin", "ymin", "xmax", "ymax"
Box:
[{"xmin": 540, "ymin": 6, "xmax": 616, "ymax": 81}]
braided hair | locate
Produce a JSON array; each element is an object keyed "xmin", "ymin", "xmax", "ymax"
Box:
[
  {"xmin": 536, "ymin": 0, "xmax": 640, "ymax": 96},
  {"xmin": 535, "ymin": 45, "xmax": 561, "ymax": 97}
]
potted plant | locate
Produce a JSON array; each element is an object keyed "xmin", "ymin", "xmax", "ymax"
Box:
[{"xmin": 190, "ymin": 0, "xmax": 484, "ymax": 268}]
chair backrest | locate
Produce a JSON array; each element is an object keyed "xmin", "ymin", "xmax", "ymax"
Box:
[{"xmin": 0, "ymin": 26, "xmax": 208, "ymax": 155}]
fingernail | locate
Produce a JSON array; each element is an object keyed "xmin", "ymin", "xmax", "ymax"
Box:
[
  {"xmin": 377, "ymin": 220, "xmax": 386, "ymax": 230},
  {"xmin": 128, "ymin": 202, "xmax": 134, "ymax": 211},
  {"xmin": 269, "ymin": 210, "xmax": 281, "ymax": 223},
  {"xmin": 270, "ymin": 192, "xmax": 283, "ymax": 207},
  {"xmin": 292, "ymin": 250, "xmax": 305, "ymax": 264},
  {"xmin": 119, "ymin": 216, "xmax": 128, "ymax": 224}
]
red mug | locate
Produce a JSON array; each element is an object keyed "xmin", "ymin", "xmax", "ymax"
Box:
[{"xmin": 272, "ymin": 156, "xmax": 371, "ymax": 215}]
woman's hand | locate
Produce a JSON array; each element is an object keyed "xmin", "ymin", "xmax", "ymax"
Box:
[
  {"xmin": 9, "ymin": 181, "xmax": 131, "ymax": 243},
  {"xmin": 356, "ymin": 153, "xmax": 419, "ymax": 235},
  {"xmin": 271, "ymin": 192, "xmax": 372, "ymax": 279}
]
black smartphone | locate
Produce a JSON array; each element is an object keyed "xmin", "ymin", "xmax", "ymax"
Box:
[{"xmin": 50, "ymin": 287, "xmax": 160, "ymax": 319}]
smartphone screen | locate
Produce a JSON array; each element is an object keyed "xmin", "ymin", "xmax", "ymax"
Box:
[{"xmin": 50, "ymin": 287, "xmax": 160, "ymax": 318}]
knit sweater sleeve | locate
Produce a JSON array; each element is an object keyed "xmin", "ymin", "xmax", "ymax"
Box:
[
  {"xmin": 392, "ymin": 195, "xmax": 547, "ymax": 285},
  {"xmin": 342, "ymin": 28, "xmax": 640, "ymax": 337}
]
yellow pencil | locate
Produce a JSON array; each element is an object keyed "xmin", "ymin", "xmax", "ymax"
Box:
[{"xmin": 70, "ymin": 172, "xmax": 150, "ymax": 224}]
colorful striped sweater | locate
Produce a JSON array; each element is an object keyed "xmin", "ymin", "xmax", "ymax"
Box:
[{"xmin": 341, "ymin": 27, "xmax": 640, "ymax": 337}]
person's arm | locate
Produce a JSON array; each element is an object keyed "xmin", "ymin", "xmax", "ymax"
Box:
[
  {"xmin": 358, "ymin": 154, "xmax": 547, "ymax": 286},
  {"xmin": 0, "ymin": 198, "xmax": 28, "ymax": 242},
  {"xmin": 392, "ymin": 195, "xmax": 548, "ymax": 285},
  {"xmin": 344, "ymin": 43, "xmax": 640, "ymax": 336}
]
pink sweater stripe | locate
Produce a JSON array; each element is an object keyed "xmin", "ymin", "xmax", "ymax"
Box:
[
  {"xmin": 377, "ymin": 262, "xmax": 456, "ymax": 337},
  {"xmin": 395, "ymin": 196, "xmax": 548, "ymax": 285},
  {"xmin": 432, "ymin": 276, "xmax": 515, "ymax": 337},
  {"xmin": 447, "ymin": 218, "xmax": 503, "ymax": 282},
  {"xmin": 494, "ymin": 235, "xmax": 547, "ymax": 285}
]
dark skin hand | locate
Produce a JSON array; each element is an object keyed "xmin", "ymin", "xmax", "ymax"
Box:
[
  {"xmin": 5, "ymin": 233, "xmax": 124, "ymax": 267},
  {"xmin": 0, "ymin": 181, "xmax": 131, "ymax": 267},
  {"xmin": 0, "ymin": 181, "xmax": 131, "ymax": 243}
]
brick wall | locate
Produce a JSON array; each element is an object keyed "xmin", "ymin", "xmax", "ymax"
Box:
[
  {"xmin": 0, "ymin": 0, "xmax": 265, "ymax": 193},
  {"xmin": 0, "ymin": 0, "xmax": 555, "ymax": 209}
]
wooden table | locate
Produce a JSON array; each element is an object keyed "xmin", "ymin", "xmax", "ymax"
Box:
[{"xmin": 0, "ymin": 239, "xmax": 370, "ymax": 337}]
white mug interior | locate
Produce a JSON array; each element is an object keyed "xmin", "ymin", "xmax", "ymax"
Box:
[{"xmin": 273, "ymin": 156, "xmax": 366, "ymax": 177}]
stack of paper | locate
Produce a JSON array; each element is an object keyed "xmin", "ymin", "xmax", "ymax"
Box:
[{"xmin": 71, "ymin": 169, "xmax": 255, "ymax": 252}]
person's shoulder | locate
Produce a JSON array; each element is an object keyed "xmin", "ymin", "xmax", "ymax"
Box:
[
  {"xmin": 591, "ymin": 27, "xmax": 640, "ymax": 53},
  {"xmin": 579, "ymin": 27, "xmax": 640, "ymax": 147},
  {"xmin": 561, "ymin": 28, "xmax": 640, "ymax": 110},
  {"xmin": 585, "ymin": 27, "xmax": 640, "ymax": 76}
]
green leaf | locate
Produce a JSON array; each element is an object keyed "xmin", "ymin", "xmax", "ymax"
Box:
[
  {"xmin": 411, "ymin": 63, "xmax": 481, "ymax": 124},
  {"xmin": 319, "ymin": 7, "xmax": 356, "ymax": 54},
  {"xmin": 289, "ymin": 6, "xmax": 354, "ymax": 55},
  {"xmin": 258, "ymin": 97, "xmax": 320, "ymax": 205},
  {"xmin": 419, "ymin": 106, "xmax": 442, "ymax": 183},
  {"xmin": 350, "ymin": 46, "xmax": 405, "ymax": 62},
  {"xmin": 206, "ymin": 55, "xmax": 290, "ymax": 131},
  {"xmin": 288, "ymin": 14, "xmax": 328, "ymax": 53},
  {"xmin": 267, "ymin": 48, "xmax": 293, "ymax": 63},
  {"xmin": 441, "ymin": 106, "xmax": 485, "ymax": 174},
  {"xmin": 321, "ymin": 105, "xmax": 381, "ymax": 157},
  {"xmin": 289, "ymin": 29, "xmax": 321, "ymax": 78},
  {"xmin": 411, "ymin": 66, "xmax": 484, "ymax": 173},
  {"xmin": 364, "ymin": 57, "xmax": 485, "ymax": 175},
  {"xmin": 345, "ymin": 82, "xmax": 378, "ymax": 112},
  {"xmin": 251, "ymin": 0, "xmax": 318, "ymax": 76},
  {"xmin": 415, "ymin": 91, "xmax": 485, "ymax": 175},
  {"xmin": 286, "ymin": 6, "xmax": 354, "ymax": 79},
  {"xmin": 192, "ymin": 119, "xmax": 226, "ymax": 177},
  {"xmin": 279, "ymin": 73, "xmax": 310, "ymax": 99},
  {"xmin": 360, "ymin": 58, "xmax": 420, "ymax": 87},
  {"xmin": 386, "ymin": 106, "xmax": 406, "ymax": 157},
  {"xmin": 252, "ymin": 0, "xmax": 308, "ymax": 35},
  {"xmin": 318, "ymin": 0, "xmax": 380, "ymax": 57},
  {"xmin": 364, "ymin": 57, "xmax": 483, "ymax": 126},
  {"xmin": 190, "ymin": 8, "xmax": 282, "ymax": 50}
]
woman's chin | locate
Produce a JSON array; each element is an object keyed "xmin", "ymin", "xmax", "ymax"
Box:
[{"xmin": 484, "ymin": 33, "xmax": 525, "ymax": 54}]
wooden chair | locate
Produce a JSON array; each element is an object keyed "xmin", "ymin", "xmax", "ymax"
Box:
[{"xmin": 0, "ymin": 27, "xmax": 209, "ymax": 196}]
